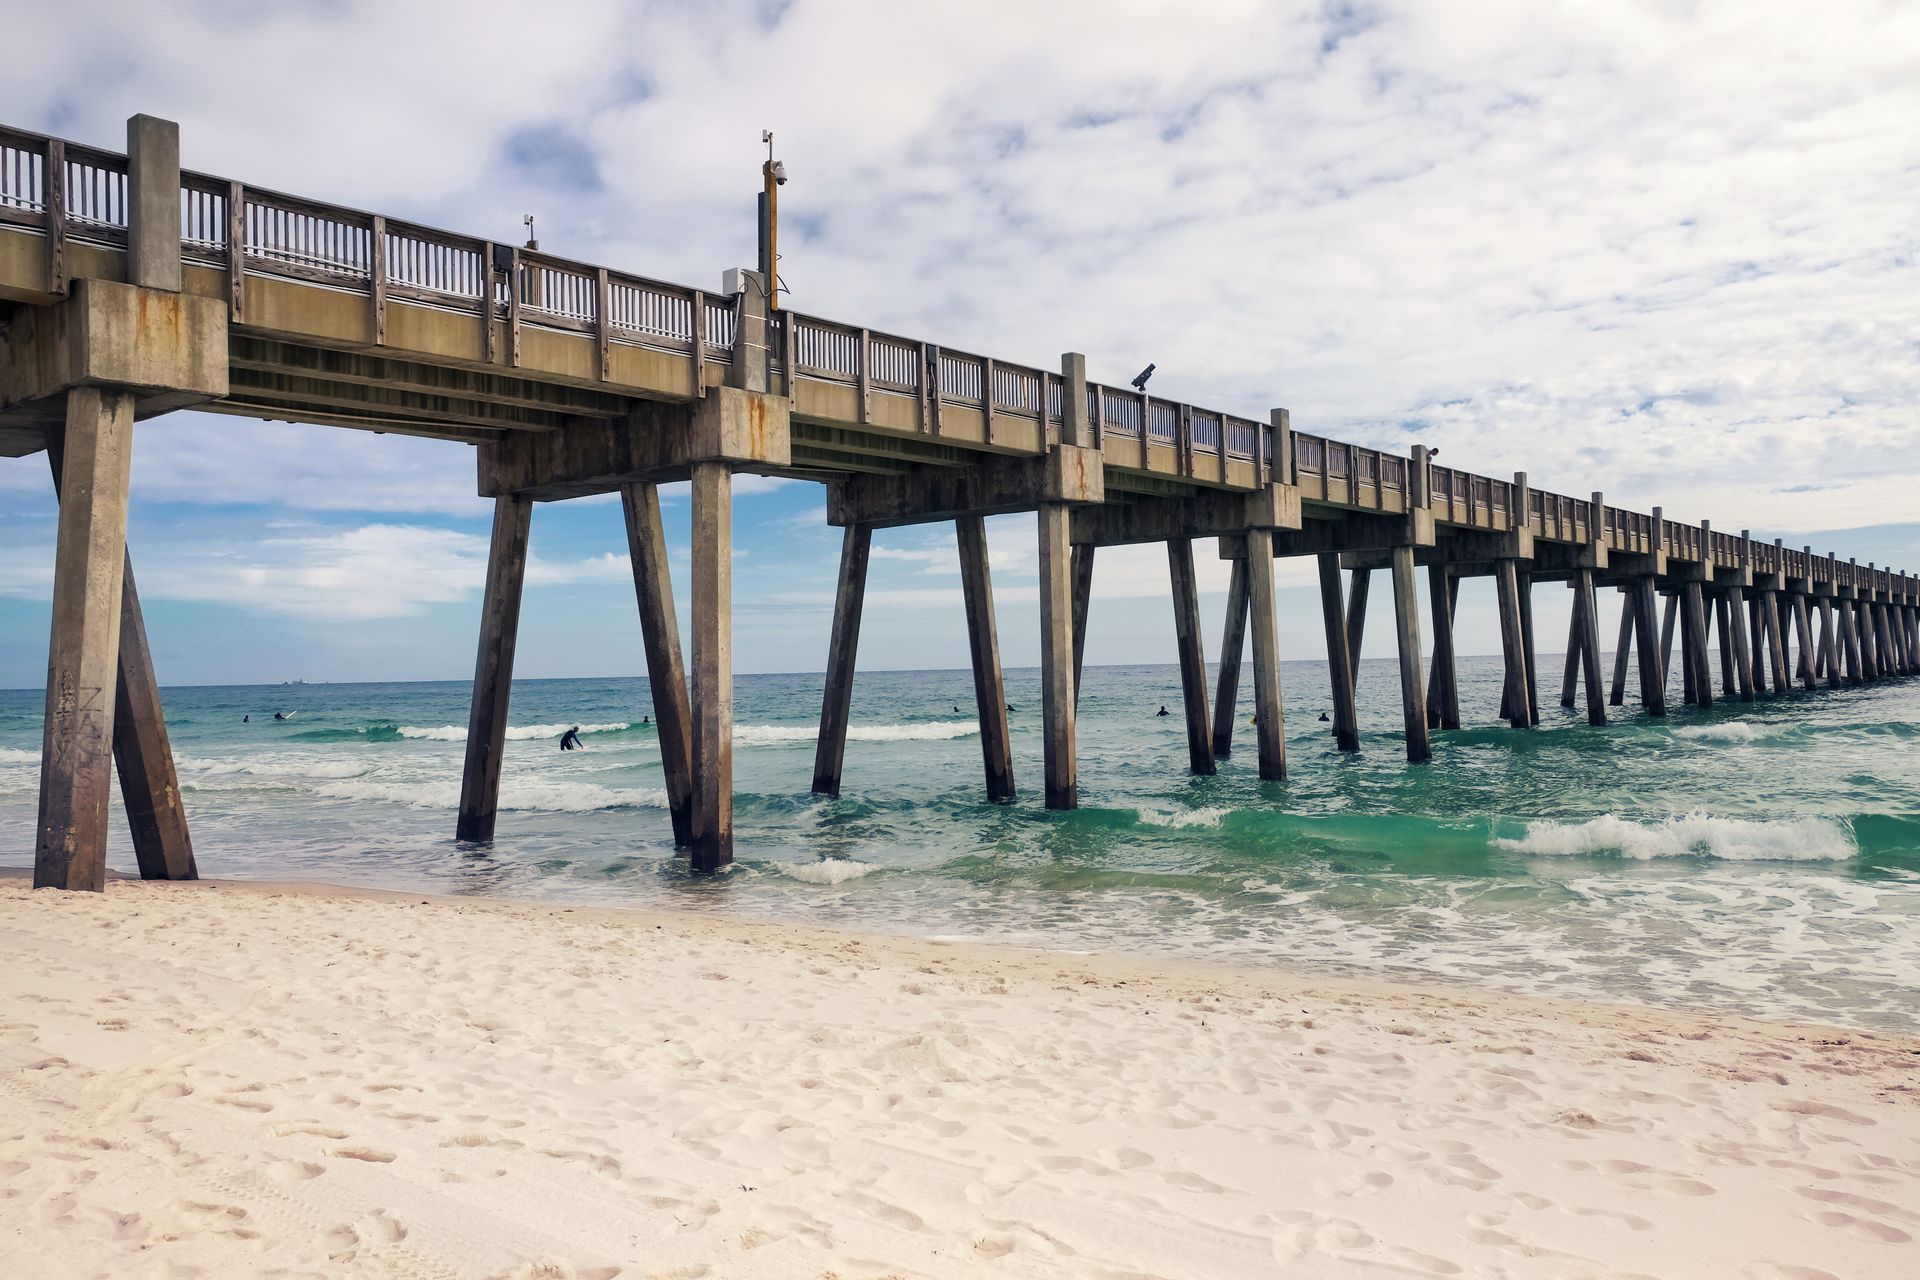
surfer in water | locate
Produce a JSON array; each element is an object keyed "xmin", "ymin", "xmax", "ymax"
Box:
[
  {"xmin": 559, "ymin": 726, "xmax": 583, "ymax": 751},
  {"xmin": 1156, "ymin": 705, "xmax": 1170, "ymax": 717},
  {"xmin": 273, "ymin": 711, "xmax": 287, "ymax": 721}
]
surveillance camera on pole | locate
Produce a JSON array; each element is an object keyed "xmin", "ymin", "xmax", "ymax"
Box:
[{"xmin": 759, "ymin": 131, "xmax": 787, "ymax": 310}]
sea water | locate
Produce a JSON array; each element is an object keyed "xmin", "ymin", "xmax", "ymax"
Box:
[{"xmin": 2, "ymin": 657, "xmax": 1916, "ymax": 1030}]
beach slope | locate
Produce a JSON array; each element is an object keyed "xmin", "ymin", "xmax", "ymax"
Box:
[{"xmin": 0, "ymin": 877, "xmax": 1915, "ymax": 1279}]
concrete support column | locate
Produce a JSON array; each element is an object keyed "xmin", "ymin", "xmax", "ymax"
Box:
[
  {"xmin": 1518, "ymin": 569, "xmax": 1541, "ymax": 725},
  {"xmin": 1576, "ymin": 568, "xmax": 1607, "ymax": 726},
  {"xmin": 1316, "ymin": 553, "xmax": 1360, "ymax": 752},
  {"xmin": 46, "ymin": 437, "xmax": 195, "ymax": 881},
  {"xmin": 1842, "ymin": 598, "xmax": 1864, "ymax": 683},
  {"xmin": 1559, "ymin": 603, "xmax": 1582, "ymax": 710},
  {"xmin": 956, "ymin": 516, "xmax": 1014, "ymax": 803},
  {"xmin": 1245, "ymin": 529, "xmax": 1287, "ymax": 780},
  {"xmin": 689, "ymin": 462, "xmax": 734, "ymax": 870},
  {"xmin": 621, "ymin": 483, "xmax": 695, "ymax": 843},
  {"xmin": 455, "ymin": 493, "xmax": 533, "ymax": 845},
  {"xmin": 1038, "ymin": 503, "xmax": 1077, "ymax": 809},
  {"xmin": 1210, "ymin": 557, "xmax": 1249, "ymax": 758},
  {"xmin": 1726, "ymin": 587, "xmax": 1756, "ymax": 701},
  {"xmin": 1495, "ymin": 559, "xmax": 1531, "ymax": 729},
  {"xmin": 1609, "ymin": 591, "xmax": 1634, "ymax": 707},
  {"xmin": 1391, "ymin": 545, "xmax": 1432, "ymax": 762},
  {"xmin": 1748, "ymin": 596, "xmax": 1769, "ymax": 691},
  {"xmin": 1631, "ymin": 577, "xmax": 1666, "ymax": 715},
  {"xmin": 1166, "ymin": 538, "xmax": 1216, "ymax": 776},
  {"xmin": 1818, "ymin": 599, "xmax": 1840, "ymax": 690},
  {"xmin": 1427, "ymin": 565, "xmax": 1461, "ymax": 730},
  {"xmin": 1793, "ymin": 597, "xmax": 1817, "ymax": 691},
  {"xmin": 1682, "ymin": 581, "xmax": 1713, "ymax": 710},
  {"xmin": 1659, "ymin": 592, "xmax": 1680, "ymax": 704},
  {"xmin": 810, "ymin": 523, "xmax": 871, "ymax": 800},
  {"xmin": 1715, "ymin": 594, "xmax": 1736, "ymax": 697},
  {"xmin": 1345, "ymin": 567, "xmax": 1370, "ymax": 684},
  {"xmin": 1070, "ymin": 544, "xmax": 1095, "ymax": 707},
  {"xmin": 1763, "ymin": 592, "xmax": 1790, "ymax": 693},
  {"xmin": 35, "ymin": 389, "xmax": 137, "ymax": 891}
]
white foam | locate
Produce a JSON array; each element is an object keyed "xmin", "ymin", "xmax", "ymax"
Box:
[
  {"xmin": 0, "ymin": 747, "xmax": 39, "ymax": 765},
  {"xmin": 1134, "ymin": 806, "xmax": 1232, "ymax": 829},
  {"xmin": 1495, "ymin": 813, "xmax": 1855, "ymax": 862},
  {"xmin": 1675, "ymin": 723, "xmax": 1764, "ymax": 744},
  {"xmin": 311, "ymin": 777, "xmax": 666, "ymax": 813},
  {"xmin": 397, "ymin": 722, "xmax": 633, "ymax": 742},
  {"xmin": 772, "ymin": 858, "xmax": 882, "ymax": 884},
  {"xmin": 734, "ymin": 722, "xmax": 977, "ymax": 747}
]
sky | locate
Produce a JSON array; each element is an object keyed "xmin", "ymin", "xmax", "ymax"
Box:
[{"xmin": 3, "ymin": 0, "xmax": 1919, "ymax": 689}]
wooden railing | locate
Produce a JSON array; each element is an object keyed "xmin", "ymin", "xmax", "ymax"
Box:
[{"xmin": 0, "ymin": 120, "xmax": 1912, "ymax": 593}]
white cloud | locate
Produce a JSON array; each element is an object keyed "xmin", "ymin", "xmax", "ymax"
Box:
[
  {"xmin": 0, "ymin": 524, "xmax": 641, "ymax": 622},
  {"xmin": 2, "ymin": 0, "xmax": 1916, "ymax": 626}
]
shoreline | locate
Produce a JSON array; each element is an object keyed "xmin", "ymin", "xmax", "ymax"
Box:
[{"xmin": 4, "ymin": 863, "xmax": 1901, "ymax": 1047}]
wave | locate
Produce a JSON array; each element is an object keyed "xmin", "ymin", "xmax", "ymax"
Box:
[
  {"xmin": 1674, "ymin": 723, "xmax": 1764, "ymax": 744},
  {"xmin": 0, "ymin": 746, "xmax": 39, "ymax": 765},
  {"xmin": 396, "ymin": 722, "xmax": 636, "ymax": 743},
  {"xmin": 1495, "ymin": 813, "xmax": 1855, "ymax": 862},
  {"xmin": 772, "ymin": 858, "xmax": 882, "ymax": 884},
  {"xmin": 735, "ymin": 721, "xmax": 977, "ymax": 747},
  {"xmin": 1133, "ymin": 806, "xmax": 1233, "ymax": 830},
  {"xmin": 311, "ymin": 776, "xmax": 667, "ymax": 813}
]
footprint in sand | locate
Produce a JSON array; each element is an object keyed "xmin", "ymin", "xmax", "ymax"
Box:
[{"xmin": 330, "ymin": 1146, "xmax": 398, "ymax": 1163}]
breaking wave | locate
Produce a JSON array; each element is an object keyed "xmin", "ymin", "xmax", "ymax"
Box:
[
  {"xmin": 397, "ymin": 722, "xmax": 636, "ymax": 742},
  {"xmin": 735, "ymin": 722, "xmax": 977, "ymax": 747},
  {"xmin": 1495, "ymin": 813, "xmax": 1855, "ymax": 862},
  {"xmin": 1133, "ymin": 806, "xmax": 1232, "ymax": 830},
  {"xmin": 308, "ymin": 776, "xmax": 667, "ymax": 812},
  {"xmin": 772, "ymin": 858, "xmax": 882, "ymax": 884},
  {"xmin": 1674, "ymin": 723, "xmax": 1765, "ymax": 744}
]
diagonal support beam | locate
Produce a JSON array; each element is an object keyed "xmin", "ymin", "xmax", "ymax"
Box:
[{"xmin": 43, "ymin": 408, "xmax": 196, "ymax": 883}]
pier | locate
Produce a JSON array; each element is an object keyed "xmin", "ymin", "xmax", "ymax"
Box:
[{"xmin": 4, "ymin": 115, "xmax": 1916, "ymax": 887}]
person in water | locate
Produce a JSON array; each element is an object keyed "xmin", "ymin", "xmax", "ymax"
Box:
[
  {"xmin": 1156, "ymin": 705, "xmax": 1170, "ymax": 717},
  {"xmin": 640, "ymin": 716, "xmax": 650, "ymax": 726},
  {"xmin": 1319, "ymin": 711, "xmax": 1330, "ymax": 722},
  {"xmin": 273, "ymin": 711, "xmax": 287, "ymax": 721},
  {"xmin": 242, "ymin": 714, "xmax": 250, "ymax": 723},
  {"xmin": 559, "ymin": 726, "xmax": 583, "ymax": 751}
]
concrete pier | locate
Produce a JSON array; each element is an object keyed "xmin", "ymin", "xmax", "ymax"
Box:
[{"xmin": 2, "ymin": 112, "xmax": 1915, "ymax": 883}]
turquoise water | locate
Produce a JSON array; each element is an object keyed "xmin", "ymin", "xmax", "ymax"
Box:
[{"xmin": 2, "ymin": 658, "xmax": 1917, "ymax": 1029}]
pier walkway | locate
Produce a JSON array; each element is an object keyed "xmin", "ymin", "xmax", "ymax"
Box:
[{"xmin": 4, "ymin": 116, "xmax": 1915, "ymax": 885}]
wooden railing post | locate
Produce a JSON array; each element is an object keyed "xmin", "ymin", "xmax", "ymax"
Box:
[
  {"xmin": 370, "ymin": 214, "xmax": 388, "ymax": 345},
  {"xmin": 45, "ymin": 137, "xmax": 66, "ymax": 294}
]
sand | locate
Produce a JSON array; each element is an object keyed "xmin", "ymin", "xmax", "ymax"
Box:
[{"xmin": 0, "ymin": 876, "xmax": 1915, "ymax": 1279}]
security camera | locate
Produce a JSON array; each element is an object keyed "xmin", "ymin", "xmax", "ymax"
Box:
[
  {"xmin": 1130, "ymin": 363, "xmax": 1156, "ymax": 392},
  {"xmin": 770, "ymin": 160, "xmax": 788, "ymax": 186}
]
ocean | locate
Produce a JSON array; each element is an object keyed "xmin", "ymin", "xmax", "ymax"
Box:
[{"xmin": 2, "ymin": 657, "xmax": 1917, "ymax": 1030}]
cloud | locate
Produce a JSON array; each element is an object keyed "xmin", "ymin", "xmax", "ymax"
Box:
[
  {"xmin": 2, "ymin": 1, "xmax": 1918, "ymax": 684},
  {"xmin": 0, "ymin": 524, "xmax": 638, "ymax": 622}
]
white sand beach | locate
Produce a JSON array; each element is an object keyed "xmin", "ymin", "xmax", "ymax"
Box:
[{"xmin": 1, "ymin": 875, "xmax": 1915, "ymax": 1279}]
